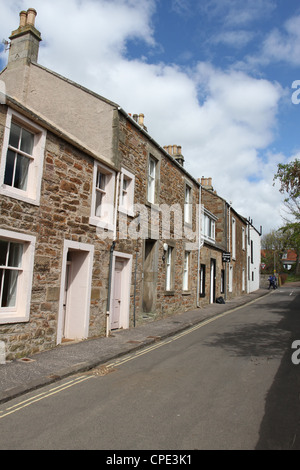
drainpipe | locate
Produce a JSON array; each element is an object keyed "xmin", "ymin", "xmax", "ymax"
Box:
[
  {"xmin": 224, "ymin": 203, "xmax": 228, "ymax": 301},
  {"xmin": 106, "ymin": 172, "xmax": 120, "ymax": 337},
  {"xmin": 196, "ymin": 182, "xmax": 203, "ymax": 307},
  {"xmin": 114, "ymin": 172, "xmax": 120, "ymax": 241},
  {"xmin": 133, "ymin": 242, "xmax": 138, "ymax": 327},
  {"xmin": 226, "ymin": 202, "xmax": 232, "ymax": 300},
  {"xmin": 106, "ymin": 240, "xmax": 116, "ymax": 337}
]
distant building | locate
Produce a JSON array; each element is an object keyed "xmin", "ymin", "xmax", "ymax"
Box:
[{"xmin": 282, "ymin": 250, "xmax": 297, "ymax": 271}]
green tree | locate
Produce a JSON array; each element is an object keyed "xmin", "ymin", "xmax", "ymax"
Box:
[
  {"xmin": 274, "ymin": 159, "xmax": 300, "ymax": 274},
  {"xmin": 274, "ymin": 158, "xmax": 300, "ymax": 200}
]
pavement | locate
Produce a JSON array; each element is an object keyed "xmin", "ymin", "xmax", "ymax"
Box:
[{"xmin": 0, "ymin": 287, "xmax": 285, "ymax": 404}]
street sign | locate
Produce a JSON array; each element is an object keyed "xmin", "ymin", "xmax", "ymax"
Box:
[{"xmin": 222, "ymin": 252, "xmax": 231, "ymax": 262}]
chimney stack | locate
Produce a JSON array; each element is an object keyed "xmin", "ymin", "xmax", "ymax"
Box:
[
  {"xmin": 131, "ymin": 113, "xmax": 148, "ymax": 131},
  {"xmin": 163, "ymin": 145, "xmax": 185, "ymax": 166},
  {"xmin": 7, "ymin": 8, "xmax": 41, "ymax": 69},
  {"xmin": 200, "ymin": 177, "xmax": 214, "ymax": 191}
]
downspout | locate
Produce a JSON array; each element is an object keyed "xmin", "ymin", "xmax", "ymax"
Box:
[
  {"xmin": 227, "ymin": 202, "xmax": 232, "ymax": 298},
  {"xmin": 133, "ymin": 241, "xmax": 138, "ymax": 327},
  {"xmin": 106, "ymin": 240, "xmax": 115, "ymax": 337},
  {"xmin": 224, "ymin": 202, "xmax": 228, "ymax": 301},
  {"xmin": 197, "ymin": 182, "xmax": 202, "ymax": 307},
  {"xmin": 106, "ymin": 172, "xmax": 120, "ymax": 337}
]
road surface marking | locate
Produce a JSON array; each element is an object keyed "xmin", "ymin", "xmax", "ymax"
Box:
[
  {"xmin": 0, "ymin": 375, "xmax": 93, "ymax": 419},
  {"xmin": 107, "ymin": 294, "xmax": 270, "ymax": 369},
  {"xmin": 0, "ymin": 292, "xmax": 272, "ymax": 419}
]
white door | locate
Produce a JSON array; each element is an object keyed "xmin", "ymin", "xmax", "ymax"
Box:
[
  {"xmin": 63, "ymin": 250, "xmax": 91, "ymax": 340},
  {"xmin": 111, "ymin": 259, "xmax": 124, "ymax": 330},
  {"xmin": 210, "ymin": 259, "xmax": 216, "ymax": 304}
]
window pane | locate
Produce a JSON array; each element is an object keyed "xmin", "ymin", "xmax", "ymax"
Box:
[
  {"xmin": 20, "ymin": 128, "xmax": 34, "ymax": 155},
  {"xmin": 14, "ymin": 154, "xmax": 30, "ymax": 190},
  {"xmin": 149, "ymin": 158, "xmax": 156, "ymax": 177},
  {"xmin": 1, "ymin": 269, "xmax": 18, "ymax": 307},
  {"xmin": 95, "ymin": 191, "xmax": 103, "ymax": 217},
  {"xmin": 96, "ymin": 170, "xmax": 106, "ymax": 190},
  {"xmin": 8, "ymin": 243, "xmax": 23, "ymax": 268},
  {"xmin": 4, "ymin": 149, "xmax": 16, "ymax": 186},
  {"xmin": 123, "ymin": 176, "xmax": 129, "ymax": 191},
  {"xmin": 0, "ymin": 241, "xmax": 8, "ymax": 266},
  {"xmin": 9, "ymin": 123, "xmax": 21, "ymax": 149}
]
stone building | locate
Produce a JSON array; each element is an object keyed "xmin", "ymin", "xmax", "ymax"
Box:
[
  {"xmin": 199, "ymin": 177, "xmax": 248, "ymax": 305},
  {"xmin": 0, "ymin": 9, "xmax": 260, "ymax": 360}
]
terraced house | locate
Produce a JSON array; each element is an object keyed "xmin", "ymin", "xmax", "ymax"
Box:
[{"xmin": 0, "ymin": 10, "xmax": 260, "ymax": 360}]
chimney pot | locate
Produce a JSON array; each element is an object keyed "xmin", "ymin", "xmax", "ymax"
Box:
[
  {"xmin": 26, "ymin": 8, "xmax": 37, "ymax": 27},
  {"xmin": 138, "ymin": 113, "xmax": 144, "ymax": 126},
  {"xmin": 19, "ymin": 11, "xmax": 27, "ymax": 27}
]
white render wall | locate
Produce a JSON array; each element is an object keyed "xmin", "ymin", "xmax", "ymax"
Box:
[
  {"xmin": 1, "ymin": 63, "xmax": 118, "ymax": 167},
  {"xmin": 247, "ymin": 225, "xmax": 261, "ymax": 293}
]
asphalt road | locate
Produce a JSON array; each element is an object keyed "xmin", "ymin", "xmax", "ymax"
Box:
[{"xmin": 0, "ymin": 285, "xmax": 300, "ymax": 450}]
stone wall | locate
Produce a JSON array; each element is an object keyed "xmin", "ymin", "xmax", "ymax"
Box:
[
  {"xmin": 0, "ymin": 105, "xmax": 112, "ymax": 359},
  {"xmin": 118, "ymin": 114, "xmax": 199, "ymax": 323}
]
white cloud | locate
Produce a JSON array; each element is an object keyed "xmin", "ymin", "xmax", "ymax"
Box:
[
  {"xmin": 211, "ymin": 30, "xmax": 254, "ymax": 49},
  {"xmin": 261, "ymin": 15, "xmax": 300, "ymax": 66},
  {"xmin": 197, "ymin": 0, "xmax": 276, "ymax": 28},
  {"xmin": 0, "ymin": 0, "xmax": 289, "ymax": 233}
]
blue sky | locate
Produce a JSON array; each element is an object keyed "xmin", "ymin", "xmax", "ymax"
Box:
[{"xmin": 1, "ymin": 0, "xmax": 300, "ymax": 234}]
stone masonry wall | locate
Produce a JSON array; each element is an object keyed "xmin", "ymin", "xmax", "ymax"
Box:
[
  {"xmin": 0, "ymin": 105, "xmax": 112, "ymax": 359},
  {"xmin": 118, "ymin": 114, "xmax": 199, "ymax": 324}
]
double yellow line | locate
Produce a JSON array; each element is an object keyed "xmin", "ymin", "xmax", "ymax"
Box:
[
  {"xmin": 107, "ymin": 307, "xmax": 239, "ymax": 369},
  {"xmin": 1, "ymin": 296, "xmax": 265, "ymax": 419},
  {"xmin": 0, "ymin": 375, "xmax": 93, "ymax": 420}
]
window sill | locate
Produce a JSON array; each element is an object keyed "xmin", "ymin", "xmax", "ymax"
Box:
[
  {"xmin": 119, "ymin": 207, "xmax": 135, "ymax": 218},
  {"xmin": 145, "ymin": 201, "xmax": 160, "ymax": 211},
  {"xmin": 0, "ymin": 314, "xmax": 29, "ymax": 324},
  {"xmin": 0, "ymin": 186, "xmax": 40, "ymax": 206},
  {"xmin": 164, "ymin": 290, "xmax": 175, "ymax": 296},
  {"xmin": 182, "ymin": 290, "xmax": 191, "ymax": 296},
  {"xmin": 89, "ymin": 216, "xmax": 114, "ymax": 232}
]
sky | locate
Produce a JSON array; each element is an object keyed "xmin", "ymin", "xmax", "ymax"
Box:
[{"xmin": 0, "ymin": 0, "xmax": 299, "ymax": 235}]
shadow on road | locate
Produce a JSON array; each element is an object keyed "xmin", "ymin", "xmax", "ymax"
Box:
[
  {"xmin": 204, "ymin": 289, "xmax": 300, "ymax": 450},
  {"xmin": 255, "ymin": 292, "xmax": 300, "ymax": 450}
]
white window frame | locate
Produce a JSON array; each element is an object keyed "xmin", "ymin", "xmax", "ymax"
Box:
[
  {"xmin": 166, "ymin": 245, "xmax": 174, "ymax": 291},
  {"xmin": 232, "ymin": 217, "xmax": 236, "ymax": 260},
  {"xmin": 183, "ymin": 251, "xmax": 190, "ymax": 291},
  {"xmin": 147, "ymin": 156, "xmax": 157, "ymax": 204},
  {"xmin": 202, "ymin": 209, "xmax": 216, "ymax": 243},
  {"xmin": 119, "ymin": 167, "xmax": 135, "ymax": 217},
  {"xmin": 89, "ymin": 161, "xmax": 116, "ymax": 231},
  {"xmin": 184, "ymin": 182, "xmax": 192, "ymax": 225},
  {"xmin": 0, "ymin": 229, "xmax": 35, "ymax": 324},
  {"xmin": 0, "ymin": 108, "xmax": 46, "ymax": 206},
  {"xmin": 242, "ymin": 227, "xmax": 245, "ymax": 251}
]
